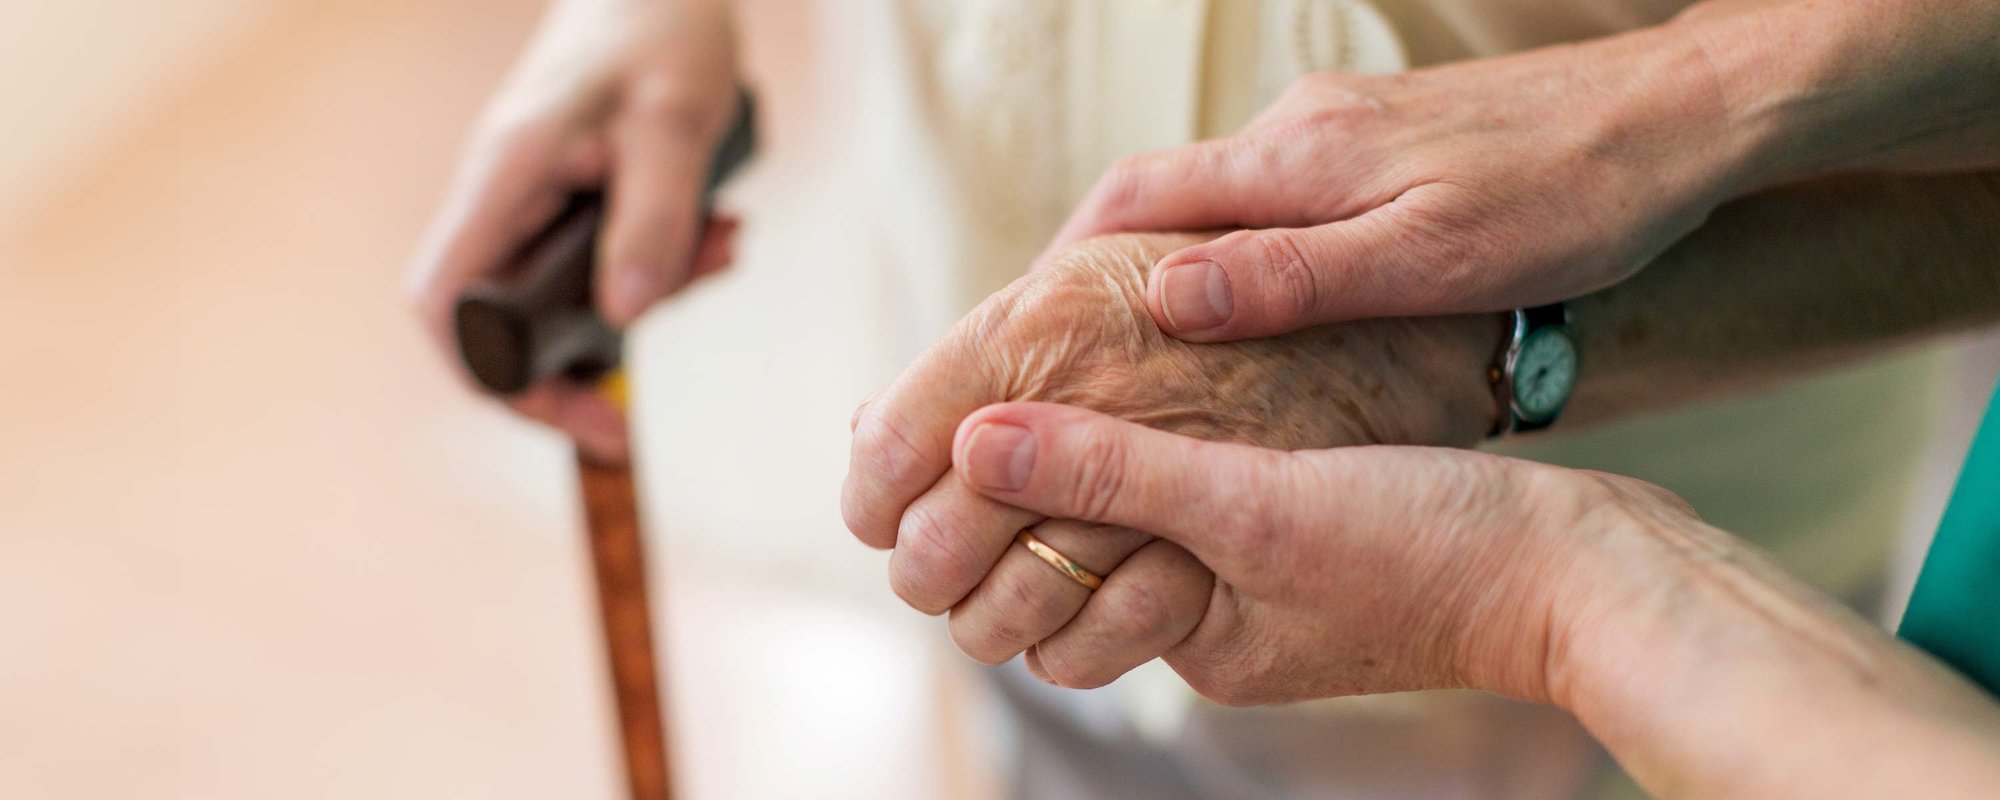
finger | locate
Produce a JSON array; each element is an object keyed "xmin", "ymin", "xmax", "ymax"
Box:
[
  {"xmin": 1030, "ymin": 539, "xmax": 1211, "ymax": 689},
  {"xmin": 408, "ymin": 124, "xmax": 603, "ymax": 346},
  {"xmin": 952, "ymin": 402, "xmax": 1301, "ymax": 575},
  {"xmin": 850, "ymin": 389, "xmax": 882, "ymax": 434},
  {"xmin": 886, "ymin": 471, "xmax": 1041, "ymax": 615},
  {"xmin": 686, "ymin": 215, "xmax": 740, "ymax": 280},
  {"xmin": 1040, "ymin": 139, "xmax": 1271, "ymax": 260},
  {"xmin": 505, "ymin": 382, "xmax": 630, "ymax": 463},
  {"xmin": 946, "ymin": 521, "xmax": 1152, "ymax": 665},
  {"xmin": 843, "ymin": 333, "xmax": 1007, "ymax": 549},
  {"xmin": 1144, "ymin": 184, "xmax": 1514, "ymax": 340},
  {"xmin": 596, "ymin": 81, "xmax": 731, "ymax": 326}
]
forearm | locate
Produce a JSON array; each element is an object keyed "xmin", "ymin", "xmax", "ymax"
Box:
[
  {"xmin": 1555, "ymin": 517, "xmax": 2000, "ymax": 797},
  {"xmin": 1564, "ymin": 169, "xmax": 2000, "ymax": 426},
  {"xmin": 1676, "ymin": 0, "xmax": 2000, "ymax": 187}
]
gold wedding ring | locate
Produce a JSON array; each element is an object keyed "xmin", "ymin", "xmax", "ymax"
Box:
[{"xmin": 1016, "ymin": 529, "xmax": 1105, "ymax": 591}]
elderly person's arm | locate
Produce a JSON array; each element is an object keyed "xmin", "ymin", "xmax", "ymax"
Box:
[
  {"xmin": 949, "ymin": 402, "xmax": 2000, "ymax": 800},
  {"xmin": 846, "ymin": 163, "xmax": 2000, "ymax": 680},
  {"xmin": 1037, "ymin": 0, "xmax": 2000, "ymax": 341}
]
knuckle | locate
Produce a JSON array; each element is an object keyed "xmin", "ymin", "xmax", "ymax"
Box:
[
  {"xmin": 951, "ymin": 563, "xmax": 1077, "ymax": 665},
  {"xmin": 1264, "ymin": 74, "xmax": 1385, "ymax": 141},
  {"xmin": 948, "ymin": 610, "xmax": 1024, "ymax": 666},
  {"xmin": 1086, "ymin": 155, "xmax": 1158, "ymax": 226},
  {"xmin": 1046, "ymin": 658, "xmax": 1116, "ymax": 690},
  {"xmin": 1384, "ymin": 201, "xmax": 1481, "ymax": 308},
  {"xmin": 852, "ymin": 412, "xmax": 927, "ymax": 492},
  {"xmin": 839, "ymin": 486, "xmax": 895, "ymax": 550},
  {"xmin": 999, "ymin": 564, "xmax": 1073, "ymax": 629},
  {"xmin": 1250, "ymin": 231, "xmax": 1325, "ymax": 324},
  {"xmin": 1206, "ymin": 454, "xmax": 1292, "ymax": 572},
  {"xmin": 480, "ymin": 121, "xmax": 561, "ymax": 170},
  {"xmin": 1101, "ymin": 580, "xmax": 1174, "ymax": 643},
  {"xmin": 889, "ymin": 507, "xmax": 974, "ymax": 614},
  {"xmin": 1033, "ymin": 645, "xmax": 1085, "ymax": 688},
  {"xmin": 1065, "ymin": 429, "xmax": 1131, "ymax": 522},
  {"xmin": 621, "ymin": 76, "xmax": 721, "ymax": 142},
  {"xmin": 1296, "ymin": 105, "xmax": 1353, "ymax": 130},
  {"xmin": 1281, "ymin": 71, "xmax": 1343, "ymax": 103},
  {"xmin": 1035, "ymin": 643, "xmax": 1115, "ymax": 690}
]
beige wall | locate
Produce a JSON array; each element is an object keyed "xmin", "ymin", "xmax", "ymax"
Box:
[{"xmin": 0, "ymin": 0, "xmax": 305, "ymax": 228}]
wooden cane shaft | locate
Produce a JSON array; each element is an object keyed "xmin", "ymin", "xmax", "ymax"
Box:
[{"xmin": 576, "ymin": 453, "xmax": 672, "ymax": 800}]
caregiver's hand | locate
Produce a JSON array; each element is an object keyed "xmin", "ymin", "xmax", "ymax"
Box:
[
  {"xmin": 1044, "ymin": 27, "xmax": 1746, "ymax": 342},
  {"xmin": 1050, "ymin": 0, "xmax": 2000, "ymax": 344},
  {"xmin": 406, "ymin": 0, "xmax": 740, "ymax": 461},
  {"xmin": 843, "ymin": 233, "xmax": 1497, "ymax": 677},
  {"xmin": 958, "ymin": 402, "xmax": 2000, "ymax": 799}
]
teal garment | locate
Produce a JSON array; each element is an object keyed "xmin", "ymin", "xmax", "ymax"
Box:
[{"xmin": 1901, "ymin": 380, "xmax": 2000, "ymax": 695}]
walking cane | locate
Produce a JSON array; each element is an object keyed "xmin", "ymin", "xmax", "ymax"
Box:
[{"xmin": 449, "ymin": 96, "xmax": 755, "ymax": 800}]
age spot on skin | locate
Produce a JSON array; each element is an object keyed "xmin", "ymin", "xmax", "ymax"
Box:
[{"xmin": 1616, "ymin": 318, "xmax": 1652, "ymax": 350}]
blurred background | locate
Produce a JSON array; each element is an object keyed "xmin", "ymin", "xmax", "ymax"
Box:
[{"xmin": 3, "ymin": 1, "xmax": 1997, "ymax": 799}]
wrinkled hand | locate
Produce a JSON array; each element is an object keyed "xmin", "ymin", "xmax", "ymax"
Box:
[
  {"xmin": 843, "ymin": 232, "xmax": 1496, "ymax": 685},
  {"xmin": 951, "ymin": 401, "xmax": 1648, "ymax": 703},
  {"xmin": 1045, "ymin": 27, "xmax": 1745, "ymax": 342},
  {"xmin": 954, "ymin": 402, "xmax": 2000, "ymax": 800},
  {"xmin": 406, "ymin": 0, "xmax": 740, "ymax": 460}
]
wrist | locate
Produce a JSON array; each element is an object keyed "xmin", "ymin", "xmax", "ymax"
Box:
[
  {"xmin": 1407, "ymin": 313, "xmax": 1514, "ymax": 448},
  {"xmin": 1572, "ymin": 24, "xmax": 1771, "ymax": 210},
  {"xmin": 1660, "ymin": 1, "xmax": 1848, "ymax": 191}
]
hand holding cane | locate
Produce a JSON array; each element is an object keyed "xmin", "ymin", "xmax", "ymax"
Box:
[{"xmin": 449, "ymin": 94, "xmax": 755, "ymax": 800}]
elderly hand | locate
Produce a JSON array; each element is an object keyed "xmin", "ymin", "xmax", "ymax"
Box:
[
  {"xmin": 406, "ymin": 0, "xmax": 740, "ymax": 460},
  {"xmin": 843, "ymin": 232, "xmax": 1496, "ymax": 682},
  {"xmin": 950, "ymin": 401, "xmax": 1630, "ymax": 702},
  {"xmin": 955, "ymin": 402, "xmax": 2000, "ymax": 799},
  {"xmin": 1042, "ymin": 25, "xmax": 1749, "ymax": 343}
]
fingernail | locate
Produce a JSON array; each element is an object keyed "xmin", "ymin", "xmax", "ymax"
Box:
[
  {"xmin": 964, "ymin": 423, "xmax": 1035, "ymax": 492},
  {"xmin": 1158, "ymin": 261, "xmax": 1232, "ymax": 332}
]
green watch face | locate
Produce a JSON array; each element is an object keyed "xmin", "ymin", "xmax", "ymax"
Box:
[{"xmin": 1512, "ymin": 327, "xmax": 1578, "ymax": 422}]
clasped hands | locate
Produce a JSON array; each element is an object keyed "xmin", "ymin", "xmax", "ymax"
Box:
[
  {"xmin": 834, "ymin": 7, "xmax": 1910, "ymax": 703},
  {"xmin": 844, "ymin": 232, "xmax": 1625, "ymax": 703},
  {"xmin": 840, "ymin": 28, "xmax": 1776, "ymax": 701}
]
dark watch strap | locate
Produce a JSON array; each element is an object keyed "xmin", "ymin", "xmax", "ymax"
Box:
[{"xmin": 1521, "ymin": 303, "xmax": 1568, "ymax": 332}]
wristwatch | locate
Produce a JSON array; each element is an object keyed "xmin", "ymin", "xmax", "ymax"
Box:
[{"xmin": 1489, "ymin": 303, "xmax": 1579, "ymax": 437}]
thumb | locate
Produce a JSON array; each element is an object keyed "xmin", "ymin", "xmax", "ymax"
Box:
[
  {"xmin": 1146, "ymin": 184, "xmax": 1503, "ymax": 341},
  {"xmin": 951, "ymin": 402, "xmax": 1302, "ymax": 575}
]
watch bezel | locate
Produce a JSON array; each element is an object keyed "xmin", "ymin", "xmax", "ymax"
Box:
[
  {"xmin": 1494, "ymin": 305, "xmax": 1578, "ymax": 435},
  {"xmin": 1508, "ymin": 325, "xmax": 1577, "ymax": 423}
]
